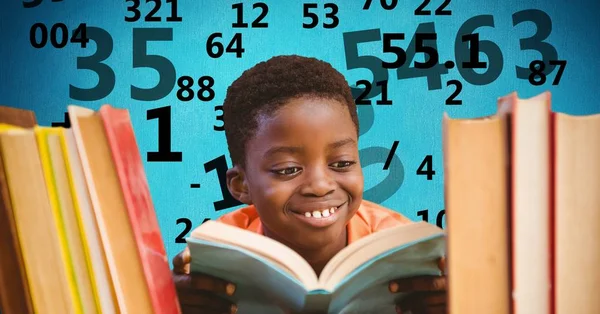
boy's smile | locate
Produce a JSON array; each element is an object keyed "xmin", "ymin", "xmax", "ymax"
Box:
[
  {"xmin": 287, "ymin": 200, "xmax": 347, "ymax": 228},
  {"xmin": 226, "ymin": 96, "xmax": 364, "ymax": 260}
]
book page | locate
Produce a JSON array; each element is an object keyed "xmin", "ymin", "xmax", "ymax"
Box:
[
  {"xmin": 320, "ymin": 221, "xmax": 443, "ymax": 288},
  {"xmin": 190, "ymin": 220, "xmax": 318, "ymax": 287},
  {"xmin": 328, "ymin": 234, "xmax": 444, "ymax": 313},
  {"xmin": 187, "ymin": 238, "xmax": 309, "ymax": 313}
]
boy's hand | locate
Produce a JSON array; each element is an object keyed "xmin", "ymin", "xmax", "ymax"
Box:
[
  {"xmin": 172, "ymin": 246, "xmax": 238, "ymax": 314},
  {"xmin": 388, "ymin": 257, "xmax": 447, "ymax": 314}
]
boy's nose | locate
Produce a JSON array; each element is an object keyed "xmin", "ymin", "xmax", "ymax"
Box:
[{"xmin": 299, "ymin": 167, "xmax": 336, "ymax": 197}]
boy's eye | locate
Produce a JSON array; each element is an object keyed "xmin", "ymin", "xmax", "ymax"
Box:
[
  {"xmin": 272, "ymin": 161, "xmax": 355, "ymax": 176},
  {"xmin": 331, "ymin": 161, "xmax": 356, "ymax": 168},
  {"xmin": 274, "ymin": 167, "xmax": 302, "ymax": 176}
]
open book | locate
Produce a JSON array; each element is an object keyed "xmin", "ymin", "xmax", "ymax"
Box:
[{"xmin": 187, "ymin": 220, "xmax": 445, "ymax": 314}]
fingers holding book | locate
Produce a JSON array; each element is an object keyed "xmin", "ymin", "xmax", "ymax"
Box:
[
  {"xmin": 389, "ymin": 275, "xmax": 447, "ymax": 293},
  {"xmin": 173, "ymin": 246, "xmax": 191, "ymax": 275},
  {"xmin": 172, "ymin": 246, "xmax": 238, "ymax": 314},
  {"xmin": 388, "ymin": 257, "xmax": 447, "ymax": 314}
]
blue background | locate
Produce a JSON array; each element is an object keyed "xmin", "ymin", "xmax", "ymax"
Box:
[{"xmin": 1, "ymin": 0, "xmax": 599, "ymax": 263}]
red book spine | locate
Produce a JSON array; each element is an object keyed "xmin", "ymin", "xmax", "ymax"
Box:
[
  {"xmin": 549, "ymin": 109, "xmax": 555, "ymax": 314},
  {"xmin": 100, "ymin": 105, "xmax": 181, "ymax": 314}
]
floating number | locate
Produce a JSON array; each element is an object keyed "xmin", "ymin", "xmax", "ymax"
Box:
[
  {"xmin": 207, "ymin": 33, "xmax": 245, "ymax": 58},
  {"xmin": 176, "ymin": 76, "xmax": 215, "ymax": 102},
  {"xmin": 417, "ymin": 209, "xmax": 445, "ymax": 228},
  {"xmin": 354, "ymin": 80, "xmax": 392, "ymax": 105},
  {"xmin": 175, "ymin": 218, "xmax": 191, "ymax": 243},
  {"xmin": 363, "ymin": 0, "xmax": 398, "ymax": 10},
  {"xmin": 214, "ymin": 106, "xmax": 225, "ymax": 131},
  {"xmin": 125, "ymin": 0, "xmax": 182, "ymax": 22},
  {"xmin": 303, "ymin": 3, "xmax": 339, "ymax": 29},
  {"xmin": 204, "ymin": 155, "xmax": 243, "ymax": 211},
  {"xmin": 415, "ymin": 0, "xmax": 451, "ymax": 15},
  {"xmin": 30, "ymin": 23, "xmax": 89, "ymax": 49},
  {"xmin": 528, "ymin": 60, "xmax": 567, "ymax": 86},
  {"xmin": 461, "ymin": 33, "xmax": 486, "ymax": 69},
  {"xmin": 131, "ymin": 28, "xmax": 176, "ymax": 101},
  {"xmin": 382, "ymin": 33, "xmax": 407, "ymax": 69},
  {"xmin": 176, "ymin": 76, "xmax": 194, "ymax": 102},
  {"xmin": 455, "ymin": 15, "xmax": 503, "ymax": 85},
  {"xmin": 513, "ymin": 9, "xmax": 558, "ymax": 80},
  {"xmin": 445, "ymin": 80, "xmax": 462, "ymax": 105},
  {"xmin": 232, "ymin": 2, "xmax": 269, "ymax": 28},
  {"xmin": 396, "ymin": 23, "xmax": 448, "ymax": 90},
  {"xmin": 417, "ymin": 155, "xmax": 435, "ymax": 180},
  {"xmin": 147, "ymin": 106, "xmax": 183, "ymax": 162},
  {"xmin": 70, "ymin": 27, "xmax": 115, "ymax": 101}
]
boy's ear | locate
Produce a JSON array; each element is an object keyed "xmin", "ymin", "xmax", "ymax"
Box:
[{"xmin": 226, "ymin": 166, "xmax": 252, "ymax": 205}]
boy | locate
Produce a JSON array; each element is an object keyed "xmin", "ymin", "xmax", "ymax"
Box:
[{"xmin": 172, "ymin": 55, "xmax": 447, "ymax": 314}]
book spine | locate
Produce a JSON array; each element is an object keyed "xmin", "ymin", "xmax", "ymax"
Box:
[
  {"xmin": 100, "ymin": 105, "xmax": 181, "ymax": 314},
  {"xmin": 549, "ymin": 111, "xmax": 555, "ymax": 314}
]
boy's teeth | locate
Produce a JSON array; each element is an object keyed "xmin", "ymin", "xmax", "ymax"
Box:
[{"xmin": 302, "ymin": 207, "xmax": 337, "ymax": 218}]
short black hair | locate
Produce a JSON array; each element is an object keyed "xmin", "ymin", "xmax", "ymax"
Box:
[{"xmin": 222, "ymin": 55, "xmax": 359, "ymax": 169}]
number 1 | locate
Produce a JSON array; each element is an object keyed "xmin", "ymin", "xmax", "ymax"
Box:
[
  {"xmin": 147, "ymin": 106, "xmax": 182, "ymax": 162},
  {"xmin": 204, "ymin": 155, "xmax": 243, "ymax": 211}
]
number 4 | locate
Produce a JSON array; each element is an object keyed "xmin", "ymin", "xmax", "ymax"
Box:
[
  {"xmin": 417, "ymin": 155, "xmax": 435, "ymax": 180},
  {"xmin": 71, "ymin": 23, "xmax": 90, "ymax": 48}
]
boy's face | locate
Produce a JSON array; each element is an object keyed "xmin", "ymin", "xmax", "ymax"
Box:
[{"xmin": 228, "ymin": 97, "xmax": 363, "ymax": 250}]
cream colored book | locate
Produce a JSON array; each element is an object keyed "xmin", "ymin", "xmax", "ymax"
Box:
[
  {"xmin": 187, "ymin": 220, "xmax": 445, "ymax": 314},
  {"xmin": 497, "ymin": 92, "xmax": 552, "ymax": 314},
  {"xmin": 555, "ymin": 112, "xmax": 600, "ymax": 314},
  {"xmin": 63, "ymin": 128, "xmax": 117, "ymax": 314}
]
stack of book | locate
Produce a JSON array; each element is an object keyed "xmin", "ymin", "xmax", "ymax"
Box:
[
  {"xmin": 444, "ymin": 91, "xmax": 600, "ymax": 314},
  {"xmin": 0, "ymin": 105, "xmax": 180, "ymax": 313}
]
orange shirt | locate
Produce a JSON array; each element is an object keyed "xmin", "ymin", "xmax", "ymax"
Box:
[{"xmin": 216, "ymin": 200, "xmax": 413, "ymax": 244}]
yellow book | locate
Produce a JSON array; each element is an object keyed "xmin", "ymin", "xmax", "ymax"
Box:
[
  {"xmin": 34, "ymin": 127, "xmax": 86, "ymax": 314},
  {"xmin": 0, "ymin": 127, "xmax": 73, "ymax": 313}
]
